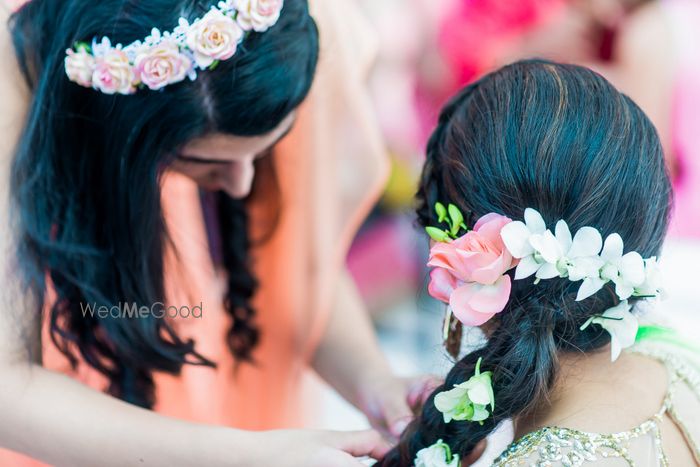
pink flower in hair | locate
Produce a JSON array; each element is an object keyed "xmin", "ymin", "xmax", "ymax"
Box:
[
  {"xmin": 92, "ymin": 49, "xmax": 136, "ymax": 95},
  {"xmin": 233, "ymin": 0, "xmax": 283, "ymax": 32},
  {"xmin": 134, "ymin": 40, "xmax": 192, "ymax": 90},
  {"xmin": 65, "ymin": 47, "xmax": 96, "ymax": 88},
  {"xmin": 186, "ymin": 8, "xmax": 243, "ymax": 69},
  {"xmin": 428, "ymin": 213, "xmax": 518, "ymax": 326}
]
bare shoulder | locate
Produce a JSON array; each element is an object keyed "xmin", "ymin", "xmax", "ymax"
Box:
[
  {"xmin": 0, "ymin": 3, "xmax": 37, "ymax": 364},
  {"xmin": 0, "ymin": 4, "xmax": 29, "ymax": 159}
]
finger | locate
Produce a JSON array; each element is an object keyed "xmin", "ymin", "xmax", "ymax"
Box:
[
  {"xmin": 331, "ymin": 452, "xmax": 374, "ymax": 467},
  {"xmin": 379, "ymin": 391, "xmax": 414, "ymax": 438},
  {"xmin": 328, "ymin": 429, "xmax": 391, "ymax": 460},
  {"xmin": 407, "ymin": 376, "xmax": 443, "ymax": 409}
]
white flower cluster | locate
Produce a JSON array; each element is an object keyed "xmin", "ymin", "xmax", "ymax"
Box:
[
  {"xmin": 500, "ymin": 208, "xmax": 662, "ymax": 302},
  {"xmin": 499, "ymin": 208, "xmax": 663, "ymax": 361}
]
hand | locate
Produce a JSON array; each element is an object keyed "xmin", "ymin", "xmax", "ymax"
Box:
[
  {"xmin": 246, "ymin": 429, "xmax": 390, "ymax": 467},
  {"xmin": 358, "ymin": 374, "xmax": 443, "ymax": 440}
]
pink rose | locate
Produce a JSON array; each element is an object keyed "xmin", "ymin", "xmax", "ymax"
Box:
[
  {"xmin": 427, "ymin": 213, "xmax": 518, "ymax": 326},
  {"xmin": 65, "ymin": 48, "xmax": 96, "ymax": 87},
  {"xmin": 92, "ymin": 49, "xmax": 135, "ymax": 95},
  {"xmin": 134, "ymin": 40, "xmax": 192, "ymax": 90},
  {"xmin": 186, "ymin": 8, "xmax": 243, "ymax": 69},
  {"xmin": 233, "ymin": 0, "xmax": 283, "ymax": 32}
]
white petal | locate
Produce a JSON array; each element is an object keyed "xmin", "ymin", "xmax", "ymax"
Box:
[
  {"xmin": 524, "ymin": 208, "xmax": 547, "ymax": 234},
  {"xmin": 555, "ymin": 220, "xmax": 572, "ymax": 252},
  {"xmin": 601, "ymin": 233, "xmax": 624, "ymax": 261},
  {"xmin": 536, "ymin": 262, "xmax": 561, "ymax": 280},
  {"xmin": 610, "ymin": 336, "xmax": 623, "ymax": 362},
  {"xmin": 615, "ymin": 282, "xmax": 634, "ymax": 300},
  {"xmin": 618, "ymin": 252, "xmax": 645, "ymax": 287},
  {"xmin": 514, "ymin": 255, "xmax": 540, "ymax": 280},
  {"xmin": 576, "ymin": 277, "xmax": 607, "ymax": 301},
  {"xmin": 567, "ymin": 256, "xmax": 605, "ymax": 282},
  {"xmin": 467, "ymin": 384, "xmax": 491, "ymax": 406},
  {"xmin": 599, "ymin": 301, "xmax": 637, "ymax": 361},
  {"xmin": 501, "ymin": 221, "xmax": 534, "ymax": 259},
  {"xmin": 529, "ymin": 230, "xmax": 562, "ymax": 264},
  {"xmin": 568, "ymin": 227, "xmax": 603, "ymax": 258}
]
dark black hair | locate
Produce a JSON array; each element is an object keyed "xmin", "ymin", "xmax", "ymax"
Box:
[
  {"xmin": 9, "ymin": 0, "xmax": 318, "ymax": 408},
  {"xmin": 378, "ymin": 60, "xmax": 672, "ymax": 465}
]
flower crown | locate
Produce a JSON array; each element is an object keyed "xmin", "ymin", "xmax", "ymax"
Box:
[
  {"xmin": 426, "ymin": 205, "xmax": 662, "ymax": 362},
  {"xmin": 64, "ymin": 0, "xmax": 283, "ymax": 95}
]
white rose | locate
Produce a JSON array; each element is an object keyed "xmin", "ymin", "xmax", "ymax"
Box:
[
  {"xmin": 186, "ymin": 8, "xmax": 243, "ymax": 69},
  {"xmin": 134, "ymin": 40, "xmax": 192, "ymax": 90},
  {"xmin": 91, "ymin": 49, "xmax": 135, "ymax": 95},
  {"xmin": 65, "ymin": 47, "xmax": 96, "ymax": 88},
  {"xmin": 233, "ymin": 0, "xmax": 283, "ymax": 32}
]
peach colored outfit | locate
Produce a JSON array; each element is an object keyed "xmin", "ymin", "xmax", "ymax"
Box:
[{"xmin": 0, "ymin": 0, "xmax": 388, "ymax": 464}]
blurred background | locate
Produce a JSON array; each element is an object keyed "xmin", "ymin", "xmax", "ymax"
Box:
[{"xmin": 314, "ymin": 0, "xmax": 700, "ymax": 463}]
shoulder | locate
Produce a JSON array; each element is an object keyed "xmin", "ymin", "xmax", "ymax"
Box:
[{"xmin": 0, "ymin": 3, "xmax": 30, "ymax": 160}]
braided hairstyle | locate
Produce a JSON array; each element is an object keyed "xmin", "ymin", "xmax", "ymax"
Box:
[{"xmin": 378, "ymin": 60, "xmax": 672, "ymax": 465}]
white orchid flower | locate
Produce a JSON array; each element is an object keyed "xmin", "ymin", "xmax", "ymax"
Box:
[
  {"xmin": 580, "ymin": 300, "xmax": 638, "ymax": 361},
  {"xmin": 415, "ymin": 439, "xmax": 460, "ymax": 467},
  {"xmin": 590, "ymin": 233, "xmax": 646, "ymax": 300},
  {"xmin": 635, "ymin": 257, "xmax": 663, "ymax": 297},
  {"xmin": 501, "ymin": 208, "xmax": 548, "ymax": 279},
  {"xmin": 433, "ymin": 358, "xmax": 494, "ymax": 424}
]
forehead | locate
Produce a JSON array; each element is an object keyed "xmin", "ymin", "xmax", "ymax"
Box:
[{"xmin": 181, "ymin": 113, "xmax": 295, "ymax": 160}]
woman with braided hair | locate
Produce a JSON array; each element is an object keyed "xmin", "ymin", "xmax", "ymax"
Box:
[{"xmin": 379, "ymin": 60, "xmax": 700, "ymax": 466}]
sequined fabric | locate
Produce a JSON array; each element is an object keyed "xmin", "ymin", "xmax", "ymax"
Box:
[{"xmin": 493, "ymin": 345, "xmax": 700, "ymax": 466}]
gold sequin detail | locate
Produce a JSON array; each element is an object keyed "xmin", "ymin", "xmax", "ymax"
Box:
[{"xmin": 492, "ymin": 344, "xmax": 700, "ymax": 466}]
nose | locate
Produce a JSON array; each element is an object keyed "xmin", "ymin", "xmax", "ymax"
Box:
[{"xmin": 221, "ymin": 159, "xmax": 255, "ymax": 199}]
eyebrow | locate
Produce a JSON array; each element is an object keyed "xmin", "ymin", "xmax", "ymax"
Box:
[{"xmin": 176, "ymin": 124, "xmax": 295, "ymax": 165}]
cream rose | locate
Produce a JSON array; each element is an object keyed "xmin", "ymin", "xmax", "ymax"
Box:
[
  {"xmin": 233, "ymin": 0, "xmax": 283, "ymax": 32},
  {"xmin": 91, "ymin": 49, "xmax": 135, "ymax": 95},
  {"xmin": 186, "ymin": 8, "xmax": 243, "ymax": 69},
  {"xmin": 134, "ymin": 40, "xmax": 192, "ymax": 90},
  {"xmin": 65, "ymin": 47, "xmax": 96, "ymax": 88}
]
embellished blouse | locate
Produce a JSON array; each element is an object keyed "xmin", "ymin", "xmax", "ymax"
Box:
[{"xmin": 493, "ymin": 340, "xmax": 700, "ymax": 466}]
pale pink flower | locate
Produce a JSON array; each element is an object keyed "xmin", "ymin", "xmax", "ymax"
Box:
[
  {"xmin": 65, "ymin": 48, "xmax": 96, "ymax": 88},
  {"xmin": 91, "ymin": 49, "xmax": 136, "ymax": 95},
  {"xmin": 427, "ymin": 213, "xmax": 518, "ymax": 326},
  {"xmin": 233, "ymin": 0, "xmax": 283, "ymax": 32},
  {"xmin": 134, "ymin": 40, "xmax": 192, "ymax": 90},
  {"xmin": 186, "ymin": 8, "xmax": 243, "ymax": 69}
]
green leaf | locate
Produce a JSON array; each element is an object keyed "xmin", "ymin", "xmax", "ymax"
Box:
[
  {"xmin": 435, "ymin": 202, "xmax": 448, "ymax": 223},
  {"xmin": 208, "ymin": 60, "xmax": 221, "ymax": 71},
  {"xmin": 73, "ymin": 41, "xmax": 91, "ymax": 53},
  {"xmin": 448, "ymin": 204, "xmax": 464, "ymax": 236},
  {"xmin": 426, "ymin": 226, "xmax": 451, "ymax": 243}
]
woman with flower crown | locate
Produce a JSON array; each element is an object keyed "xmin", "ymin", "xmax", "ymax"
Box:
[
  {"xmin": 376, "ymin": 60, "xmax": 700, "ymax": 466},
  {"xmin": 0, "ymin": 0, "xmax": 430, "ymax": 465}
]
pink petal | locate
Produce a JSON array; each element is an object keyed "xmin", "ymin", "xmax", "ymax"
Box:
[
  {"xmin": 468, "ymin": 275, "xmax": 512, "ymax": 314},
  {"xmin": 427, "ymin": 268, "xmax": 458, "ymax": 303},
  {"xmin": 470, "ymin": 252, "xmax": 512, "ymax": 285},
  {"xmin": 449, "ymin": 276, "xmax": 511, "ymax": 326},
  {"xmin": 474, "ymin": 214, "xmax": 513, "ymax": 250}
]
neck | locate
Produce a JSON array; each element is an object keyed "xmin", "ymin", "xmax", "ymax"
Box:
[{"xmin": 514, "ymin": 344, "xmax": 667, "ymax": 438}]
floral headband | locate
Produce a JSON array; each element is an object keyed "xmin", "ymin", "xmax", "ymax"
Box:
[
  {"xmin": 416, "ymin": 205, "xmax": 663, "ymax": 466},
  {"xmin": 64, "ymin": 0, "xmax": 283, "ymax": 95},
  {"xmin": 426, "ymin": 204, "xmax": 662, "ymax": 361}
]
